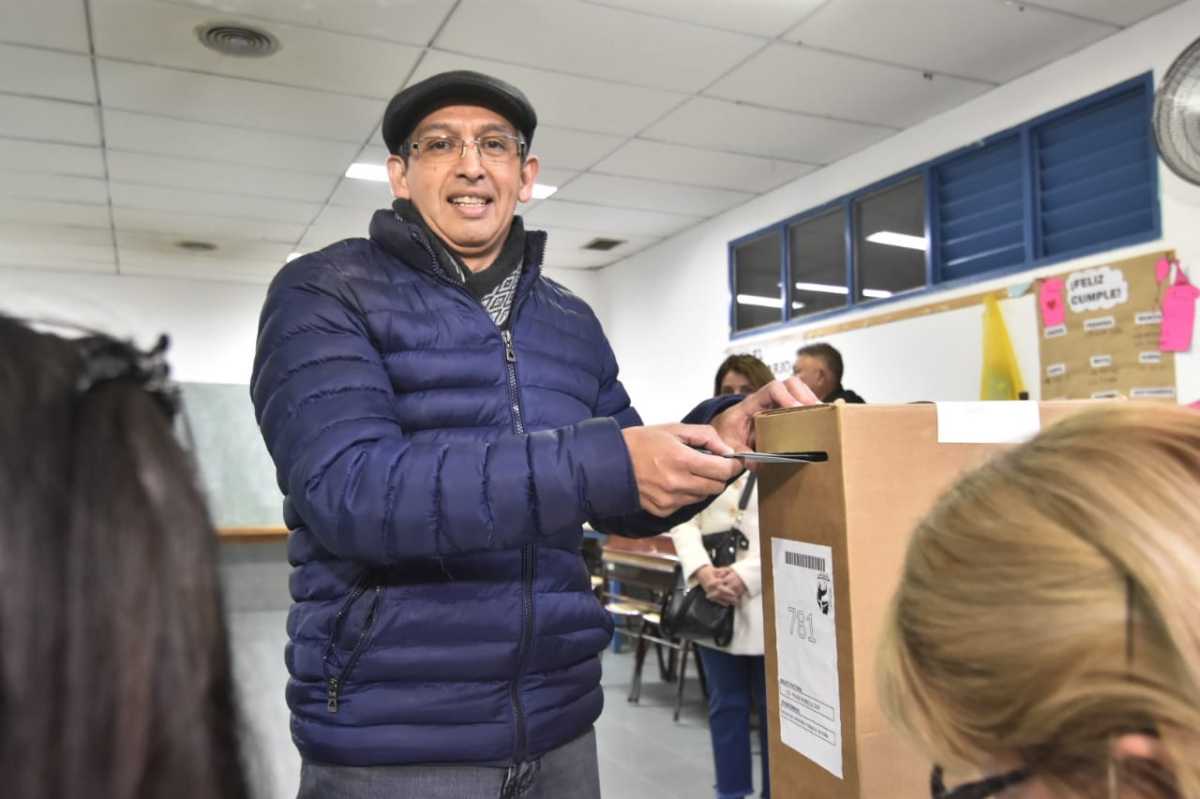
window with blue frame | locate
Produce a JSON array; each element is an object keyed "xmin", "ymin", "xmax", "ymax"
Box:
[{"xmin": 729, "ymin": 73, "xmax": 1159, "ymax": 337}]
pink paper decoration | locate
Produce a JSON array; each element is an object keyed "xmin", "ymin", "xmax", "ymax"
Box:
[
  {"xmin": 1160, "ymin": 268, "xmax": 1199, "ymax": 352},
  {"xmin": 1039, "ymin": 277, "xmax": 1066, "ymax": 327}
]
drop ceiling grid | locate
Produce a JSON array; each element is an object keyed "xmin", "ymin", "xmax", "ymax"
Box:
[{"xmin": 0, "ymin": 0, "xmax": 1181, "ymax": 279}]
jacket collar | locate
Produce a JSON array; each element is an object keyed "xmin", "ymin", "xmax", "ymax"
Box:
[{"xmin": 368, "ymin": 206, "xmax": 546, "ymax": 289}]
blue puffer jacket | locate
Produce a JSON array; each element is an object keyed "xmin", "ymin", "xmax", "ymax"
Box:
[{"xmin": 251, "ymin": 209, "xmax": 735, "ymax": 767}]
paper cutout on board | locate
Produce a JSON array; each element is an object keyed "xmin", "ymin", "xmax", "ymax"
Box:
[
  {"xmin": 1160, "ymin": 267, "xmax": 1199, "ymax": 352},
  {"xmin": 1039, "ymin": 277, "xmax": 1066, "ymax": 327}
]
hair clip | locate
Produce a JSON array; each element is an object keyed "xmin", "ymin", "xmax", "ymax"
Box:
[{"xmin": 75, "ymin": 333, "xmax": 181, "ymax": 419}]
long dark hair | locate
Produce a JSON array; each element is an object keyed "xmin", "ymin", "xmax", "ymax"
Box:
[{"xmin": 0, "ymin": 317, "xmax": 249, "ymax": 799}]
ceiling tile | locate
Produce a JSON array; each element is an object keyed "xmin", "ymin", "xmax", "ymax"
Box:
[
  {"xmin": 1027, "ymin": 0, "xmax": 1181, "ymax": 26},
  {"xmin": 0, "ymin": 0, "xmax": 89, "ymax": 52},
  {"xmin": 113, "ymin": 207, "xmax": 306, "ymax": 243},
  {"xmin": 119, "ymin": 252, "xmax": 282, "ymax": 284},
  {"xmin": 529, "ymin": 126, "xmax": 625, "ymax": 171},
  {"xmin": 524, "ymin": 199, "xmax": 701, "ymax": 238},
  {"xmin": 644, "ymin": 97, "xmax": 892, "ymax": 163},
  {"xmin": 707, "ymin": 43, "xmax": 993, "ymax": 128},
  {"xmin": 107, "ymin": 150, "xmax": 337, "ymax": 202},
  {"xmin": 326, "ymin": 177, "xmax": 393, "ymax": 210},
  {"xmin": 96, "ymin": 60, "xmax": 381, "ymax": 142},
  {"xmin": 541, "ymin": 226, "xmax": 661, "ymax": 268},
  {"xmin": 103, "ymin": 109, "xmax": 360, "ymax": 173},
  {"xmin": 0, "ymin": 197, "xmax": 111, "ymax": 228},
  {"xmin": 0, "ymin": 171, "xmax": 110, "ymax": 205},
  {"xmin": 118, "ymin": 228, "xmax": 291, "ymax": 262},
  {"xmin": 553, "ymin": 173, "xmax": 753, "ymax": 216},
  {"xmin": 584, "ymin": 0, "xmax": 825, "ymax": 37},
  {"xmin": 0, "ymin": 139, "xmax": 105, "ymax": 177},
  {"xmin": 110, "ymin": 181, "xmax": 321, "ymax": 224},
  {"xmin": 0, "ymin": 95, "xmax": 100, "ymax": 146},
  {"xmin": 594, "ymin": 139, "xmax": 817, "ymax": 193},
  {"xmin": 307, "ymin": 205, "xmax": 370, "ymax": 235},
  {"xmin": 411, "ymin": 51, "xmax": 683, "ymax": 137},
  {"xmin": 296, "ymin": 223, "xmax": 369, "ymax": 253},
  {"xmin": 0, "ymin": 223, "xmax": 115, "ymax": 271},
  {"xmin": 786, "ymin": 0, "xmax": 1116, "ymax": 83},
  {"xmin": 92, "ymin": 0, "xmax": 422, "ymax": 99},
  {"xmin": 436, "ymin": 0, "xmax": 762, "ymax": 93},
  {"xmin": 158, "ymin": 0, "xmax": 457, "ymax": 46},
  {"xmin": 0, "ymin": 43, "xmax": 96, "ymax": 103}
]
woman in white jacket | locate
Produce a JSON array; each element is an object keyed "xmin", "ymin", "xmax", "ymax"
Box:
[{"xmin": 670, "ymin": 354, "xmax": 775, "ymax": 799}]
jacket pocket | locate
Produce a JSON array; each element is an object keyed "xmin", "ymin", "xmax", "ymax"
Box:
[{"xmin": 322, "ymin": 573, "xmax": 383, "ymax": 713}]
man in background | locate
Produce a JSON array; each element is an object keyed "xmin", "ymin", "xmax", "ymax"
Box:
[{"xmin": 793, "ymin": 342, "xmax": 866, "ymax": 403}]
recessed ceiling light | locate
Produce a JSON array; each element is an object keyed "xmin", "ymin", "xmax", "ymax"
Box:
[
  {"xmin": 862, "ymin": 288, "xmax": 894, "ymax": 299},
  {"xmin": 176, "ymin": 240, "xmax": 217, "ymax": 252},
  {"xmin": 866, "ymin": 231, "xmax": 927, "ymax": 251},
  {"xmin": 531, "ymin": 183, "xmax": 558, "ymax": 200},
  {"xmin": 345, "ymin": 162, "xmax": 389, "ymax": 182},
  {"xmin": 195, "ymin": 22, "xmax": 279, "ymax": 58}
]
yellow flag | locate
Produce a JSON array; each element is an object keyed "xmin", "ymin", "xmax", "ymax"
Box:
[{"xmin": 980, "ymin": 295, "xmax": 1026, "ymax": 400}]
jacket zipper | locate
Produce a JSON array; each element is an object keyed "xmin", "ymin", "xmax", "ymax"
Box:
[
  {"xmin": 408, "ymin": 226, "xmax": 542, "ymax": 763},
  {"xmin": 326, "ymin": 583, "xmax": 383, "ymax": 713}
]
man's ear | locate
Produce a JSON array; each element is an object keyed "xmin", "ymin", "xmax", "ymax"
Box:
[
  {"xmin": 387, "ymin": 154, "xmax": 410, "ymax": 199},
  {"xmin": 517, "ymin": 154, "xmax": 540, "ymax": 204}
]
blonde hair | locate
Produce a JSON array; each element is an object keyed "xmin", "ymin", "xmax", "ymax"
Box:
[{"xmin": 878, "ymin": 404, "xmax": 1200, "ymax": 798}]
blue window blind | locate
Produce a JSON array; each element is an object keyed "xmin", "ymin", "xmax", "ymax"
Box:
[
  {"xmin": 1034, "ymin": 82, "xmax": 1154, "ymax": 257},
  {"xmin": 934, "ymin": 135, "xmax": 1025, "ymax": 282}
]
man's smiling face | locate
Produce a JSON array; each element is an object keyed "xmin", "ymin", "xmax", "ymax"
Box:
[{"xmin": 387, "ymin": 104, "xmax": 539, "ymax": 272}]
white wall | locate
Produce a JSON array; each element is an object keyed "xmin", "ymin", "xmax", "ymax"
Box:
[
  {"xmin": 598, "ymin": 0, "xmax": 1200, "ymax": 423},
  {"xmin": 0, "ymin": 262, "xmax": 605, "ymax": 385}
]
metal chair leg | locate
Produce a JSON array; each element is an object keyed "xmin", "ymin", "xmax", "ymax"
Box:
[
  {"xmin": 694, "ymin": 643, "xmax": 709, "ymax": 700},
  {"xmin": 673, "ymin": 638, "xmax": 690, "ymax": 722},
  {"xmin": 628, "ymin": 617, "xmax": 649, "ymax": 703}
]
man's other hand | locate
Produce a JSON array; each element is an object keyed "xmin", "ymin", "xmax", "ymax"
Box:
[
  {"xmin": 622, "ymin": 424, "xmax": 742, "ymax": 517},
  {"xmin": 711, "ymin": 376, "xmax": 820, "ymax": 456}
]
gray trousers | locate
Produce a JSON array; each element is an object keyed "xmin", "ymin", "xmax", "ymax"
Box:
[{"xmin": 297, "ymin": 728, "xmax": 601, "ymax": 799}]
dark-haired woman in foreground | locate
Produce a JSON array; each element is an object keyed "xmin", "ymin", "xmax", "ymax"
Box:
[{"xmin": 0, "ymin": 316, "xmax": 249, "ymax": 799}]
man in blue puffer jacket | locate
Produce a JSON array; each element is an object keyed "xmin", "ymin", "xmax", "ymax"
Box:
[{"xmin": 252, "ymin": 71, "xmax": 818, "ymax": 799}]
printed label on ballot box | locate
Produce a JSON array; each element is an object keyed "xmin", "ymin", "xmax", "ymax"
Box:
[{"xmin": 772, "ymin": 538, "xmax": 843, "ymax": 779}]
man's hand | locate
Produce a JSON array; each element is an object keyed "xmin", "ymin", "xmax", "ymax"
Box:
[
  {"xmin": 711, "ymin": 376, "xmax": 820, "ymax": 455},
  {"xmin": 622, "ymin": 424, "xmax": 742, "ymax": 518},
  {"xmin": 696, "ymin": 565, "xmax": 739, "ymax": 606}
]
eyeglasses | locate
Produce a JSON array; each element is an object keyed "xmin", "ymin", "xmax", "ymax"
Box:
[
  {"xmin": 931, "ymin": 765, "xmax": 1029, "ymax": 799},
  {"xmin": 406, "ymin": 134, "xmax": 525, "ymax": 163}
]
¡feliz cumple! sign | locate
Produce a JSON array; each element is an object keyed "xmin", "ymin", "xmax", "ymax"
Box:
[{"xmin": 1066, "ymin": 265, "xmax": 1129, "ymax": 313}]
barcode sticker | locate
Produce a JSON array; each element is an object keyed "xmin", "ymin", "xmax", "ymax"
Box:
[{"xmin": 785, "ymin": 551, "xmax": 827, "ymax": 571}]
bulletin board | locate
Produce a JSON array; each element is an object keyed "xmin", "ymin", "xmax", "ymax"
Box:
[{"xmin": 1036, "ymin": 251, "xmax": 1176, "ymax": 401}]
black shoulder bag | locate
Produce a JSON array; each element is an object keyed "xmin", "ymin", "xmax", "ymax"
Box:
[{"xmin": 659, "ymin": 474, "xmax": 755, "ymax": 647}]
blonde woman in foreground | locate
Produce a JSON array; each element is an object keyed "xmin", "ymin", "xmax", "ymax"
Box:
[{"xmin": 879, "ymin": 404, "xmax": 1200, "ymax": 799}]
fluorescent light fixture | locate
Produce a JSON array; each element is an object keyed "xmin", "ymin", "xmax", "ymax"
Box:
[
  {"xmin": 345, "ymin": 162, "xmax": 389, "ymax": 182},
  {"xmin": 736, "ymin": 293, "xmax": 782, "ymax": 308},
  {"xmin": 866, "ymin": 231, "xmax": 927, "ymax": 251},
  {"xmin": 531, "ymin": 183, "xmax": 558, "ymax": 200},
  {"xmin": 862, "ymin": 288, "xmax": 894, "ymax": 299},
  {"xmin": 736, "ymin": 294, "xmax": 805, "ymax": 311},
  {"xmin": 286, "ymin": 252, "xmax": 303, "ymax": 263},
  {"xmin": 794, "ymin": 281, "xmax": 849, "ymax": 295}
]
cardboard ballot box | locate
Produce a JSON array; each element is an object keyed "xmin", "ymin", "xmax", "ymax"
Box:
[{"xmin": 755, "ymin": 401, "xmax": 1096, "ymax": 799}]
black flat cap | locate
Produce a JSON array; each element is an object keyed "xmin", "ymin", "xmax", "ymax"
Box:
[{"xmin": 382, "ymin": 70, "xmax": 537, "ymax": 155}]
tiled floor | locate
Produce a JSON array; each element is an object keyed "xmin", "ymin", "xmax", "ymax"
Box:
[{"xmin": 596, "ymin": 647, "xmax": 723, "ymax": 799}]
